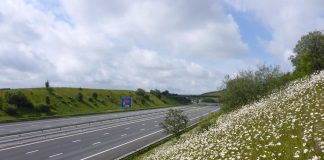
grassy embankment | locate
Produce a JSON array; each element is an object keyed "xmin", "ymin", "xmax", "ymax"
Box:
[
  {"xmin": 137, "ymin": 71, "xmax": 323, "ymax": 159},
  {"xmin": 0, "ymin": 88, "xmax": 189, "ymax": 122}
]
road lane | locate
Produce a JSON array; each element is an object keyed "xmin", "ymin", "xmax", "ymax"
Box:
[{"xmin": 0, "ymin": 105, "xmax": 219, "ymax": 160}]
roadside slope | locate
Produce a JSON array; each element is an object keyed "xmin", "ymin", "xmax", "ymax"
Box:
[
  {"xmin": 0, "ymin": 88, "xmax": 189, "ymax": 122},
  {"xmin": 141, "ymin": 71, "xmax": 323, "ymax": 160}
]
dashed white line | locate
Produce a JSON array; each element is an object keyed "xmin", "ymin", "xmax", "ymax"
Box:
[
  {"xmin": 92, "ymin": 142, "xmax": 101, "ymax": 146},
  {"xmin": 121, "ymin": 134, "xmax": 127, "ymax": 137},
  {"xmin": 125, "ymin": 127, "xmax": 129, "ymax": 130},
  {"xmin": 142, "ymin": 123, "xmax": 145, "ymax": 125},
  {"xmin": 49, "ymin": 153, "xmax": 63, "ymax": 158},
  {"xmin": 103, "ymin": 133, "xmax": 110, "ymax": 135},
  {"xmin": 155, "ymin": 124, "xmax": 159, "ymax": 127},
  {"xmin": 10, "ymin": 130, "xmax": 21, "ymax": 133},
  {"xmin": 25, "ymin": 150, "xmax": 39, "ymax": 154},
  {"xmin": 140, "ymin": 128, "xmax": 146, "ymax": 131},
  {"xmin": 72, "ymin": 140, "xmax": 81, "ymax": 143}
]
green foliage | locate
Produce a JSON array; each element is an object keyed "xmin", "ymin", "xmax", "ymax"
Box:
[
  {"xmin": 160, "ymin": 109, "xmax": 189, "ymax": 139},
  {"xmin": 162, "ymin": 90, "xmax": 170, "ymax": 96},
  {"xmin": 136, "ymin": 88, "xmax": 146, "ymax": 96},
  {"xmin": 290, "ymin": 31, "xmax": 324, "ymax": 77},
  {"xmin": 92, "ymin": 92, "xmax": 98, "ymax": 100},
  {"xmin": 3, "ymin": 104, "xmax": 18, "ymax": 116},
  {"xmin": 201, "ymin": 98, "xmax": 216, "ymax": 103},
  {"xmin": 5, "ymin": 92, "xmax": 34, "ymax": 109},
  {"xmin": 220, "ymin": 64, "xmax": 289, "ymax": 111},
  {"xmin": 35, "ymin": 103, "xmax": 50, "ymax": 113},
  {"xmin": 45, "ymin": 80, "xmax": 50, "ymax": 88},
  {"xmin": 77, "ymin": 92, "xmax": 84, "ymax": 102},
  {"xmin": 144, "ymin": 94, "xmax": 150, "ymax": 100},
  {"xmin": 150, "ymin": 89, "xmax": 162, "ymax": 99},
  {"xmin": 45, "ymin": 95, "xmax": 50, "ymax": 105},
  {"xmin": 0, "ymin": 97, "xmax": 3, "ymax": 109}
]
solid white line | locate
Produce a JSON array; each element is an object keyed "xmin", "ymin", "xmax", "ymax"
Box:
[
  {"xmin": 92, "ymin": 142, "xmax": 101, "ymax": 146},
  {"xmin": 80, "ymin": 110, "xmax": 216, "ymax": 160},
  {"xmin": 80, "ymin": 129, "xmax": 164, "ymax": 160},
  {"xmin": 0, "ymin": 107, "xmax": 215, "ymax": 152},
  {"xmin": 49, "ymin": 153, "xmax": 63, "ymax": 158},
  {"xmin": 72, "ymin": 140, "xmax": 80, "ymax": 143},
  {"xmin": 0, "ymin": 116, "xmax": 164, "ymax": 152},
  {"xmin": 25, "ymin": 150, "xmax": 39, "ymax": 154},
  {"xmin": 121, "ymin": 134, "xmax": 127, "ymax": 137},
  {"xmin": 103, "ymin": 133, "xmax": 110, "ymax": 135}
]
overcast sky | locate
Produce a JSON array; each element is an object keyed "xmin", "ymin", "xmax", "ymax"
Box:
[{"xmin": 0, "ymin": 0, "xmax": 323, "ymax": 94}]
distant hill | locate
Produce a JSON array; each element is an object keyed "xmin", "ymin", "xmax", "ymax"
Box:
[
  {"xmin": 0, "ymin": 88, "xmax": 190, "ymax": 122},
  {"xmin": 201, "ymin": 90, "xmax": 224, "ymax": 97}
]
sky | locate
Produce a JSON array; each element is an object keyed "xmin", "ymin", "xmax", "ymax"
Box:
[{"xmin": 0, "ymin": 0, "xmax": 323, "ymax": 94}]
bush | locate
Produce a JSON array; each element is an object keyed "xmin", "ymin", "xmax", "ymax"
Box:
[
  {"xmin": 220, "ymin": 64, "xmax": 289, "ymax": 111},
  {"xmin": 5, "ymin": 92, "xmax": 33, "ymax": 109},
  {"xmin": 136, "ymin": 88, "xmax": 146, "ymax": 96},
  {"xmin": 144, "ymin": 94, "xmax": 150, "ymax": 100},
  {"xmin": 45, "ymin": 95, "xmax": 50, "ymax": 105},
  {"xmin": 201, "ymin": 98, "xmax": 216, "ymax": 103},
  {"xmin": 160, "ymin": 109, "xmax": 189, "ymax": 139},
  {"xmin": 150, "ymin": 89, "xmax": 162, "ymax": 99},
  {"xmin": 35, "ymin": 104, "xmax": 50, "ymax": 113},
  {"xmin": 92, "ymin": 92, "xmax": 98, "ymax": 100},
  {"xmin": 0, "ymin": 97, "xmax": 3, "ymax": 109},
  {"xmin": 3, "ymin": 104, "xmax": 18, "ymax": 115},
  {"xmin": 77, "ymin": 92, "xmax": 83, "ymax": 102}
]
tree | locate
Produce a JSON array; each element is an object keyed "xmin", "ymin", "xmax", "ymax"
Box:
[
  {"xmin": 135, "ymin": 88, "xmax": 146, "ymax": 96},
  {"xmin": 3, "ymin": 104, "xmax": 18, "ymax": 116},
  {"xmin": 150, "ymin": 89, "xmax": 162, "ymax": 99},
  {"xmin": 290, "ymin": 31, "xmax": 324, "ymax": 76},
  {"xmin": 162, "ymin": 90, "xmax": 170, "ymax": 96},
  {"xmin": 160, "ymin": 109, "xmax": 189, "ymax": 139},
  {"xmin": 45, "ymin": 80, "xmax": 50, "ymax": 88}
]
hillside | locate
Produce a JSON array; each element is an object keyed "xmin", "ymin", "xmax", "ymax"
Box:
[
  {"xmin": 141, "ymin": 71, "xmax": 323, "ymax": 159},
  {"xmin": 0, "ymin": 88, "xmax": 189, "ymax": 122}
]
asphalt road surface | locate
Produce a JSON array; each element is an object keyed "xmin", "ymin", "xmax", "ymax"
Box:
[{"xmin": 0, "ymin": 104, "xmax": 219, "ymax": 160}]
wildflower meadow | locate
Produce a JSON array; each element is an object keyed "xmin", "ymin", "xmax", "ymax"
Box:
[{"xmin": 142, "ymin": 71, "xmax": 323, "ymax": 160}]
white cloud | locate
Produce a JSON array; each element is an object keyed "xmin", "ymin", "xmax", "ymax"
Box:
[
  {"xmin": 0, "ymin": 0, "xmax": 249, "ymax": 93},
  {"xmin": 224, "ymin": 0, "xmax": 324, "ymax": 70}
]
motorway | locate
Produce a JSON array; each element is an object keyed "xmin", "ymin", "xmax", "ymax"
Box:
[{"xmin": 0, "ymin": 104, "xmax": 219, "ymax": 160}]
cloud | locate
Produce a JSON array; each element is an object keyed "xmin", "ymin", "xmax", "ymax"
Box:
[
  {"xmin": 224, "ymin": 0, "xmax": 324, "ymax": 70},
  {"xmin": 0, "ymin": 0, "xmax": 250, "ymax": 93}
]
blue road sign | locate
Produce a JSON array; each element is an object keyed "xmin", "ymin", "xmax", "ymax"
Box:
[{"xmin": 121, "ymin": 96, "xmax": 132, "ymax": 108}]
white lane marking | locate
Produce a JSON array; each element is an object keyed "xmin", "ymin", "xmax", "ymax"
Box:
[
  {"xmin": 121, "ymin": 134, "xmax": 127, "ymax": 137},
  {"xmin": 125, "ymin": 127, "xmax": 129, "ymax": 130},
  {"xmin": 140, "ymin": 128, "xmax": 146, "ymax": 131},
  {"xmin": 10, "ymin": 130, "xmax": 21, "ymax": 133},
  {"xmin": 155, "ymin": 124, "xmax": 159, "ymax": 127},
  {"xmin": 25, "ymin": 150, "xmax": 39, "ymax": 154},
  {"xmin": 49, "ymin": 153, "xmax": 63, "ymax": 158},
  {"xmin": 142, "ymin": 123, "xmax": 145, "ymax": 125},
  {"xmin": 72, "ymin": 140, "xmax": 80, "ymax": 143},
  {"xmin": 80, "ymin": 129, "xmax": 164, "ymax": 160},
  {"xmin": 92, "ymin": 142, "xmax": 101, "ymax": 146},
  {"xmin": 0, "ymin": 116, "xmax": 164, "ymax": 152},
  {"xmin": 0, "ymin": 107, "xmax": 218, "ymax": 152},
  {"xmin": 154, "ymin": 121, "xmax": 157, "ymax": 123},
  {"xmin": 103, "ymin": 133, "xmax": 110, "ymax": 135}
]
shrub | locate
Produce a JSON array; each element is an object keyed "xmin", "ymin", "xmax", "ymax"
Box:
[
  {"xmin": 135, "ymin": 88, "xmax": 146, "ymax": 96},
  {"xmin": 5, "ymin": 92, "xmax": 33, "ymax": 109},
  {"xmin": 144, "ymin": 94, "xmax": 150, "ymax": 100},
  {"xmin": 160, "ymin": 109, "xmax": 189, "ymax": 139},
  {"xmin": 45, "ymin": 80, "xmax": 50, "ymax": 88},
  {"xmin": 150, "ymin": 89, "xmax": 162, "ymax": 99},
  {"xmin": 3, "ymin": 104, "xmax": 18, "ymax": 115},
  {"xmin": 0, "ymin": 97, "xmax": 3, "ymax": 109},
  {"xmin": 45, "ymin": 95, "xmax": 50, "ymax": 105},
  {"xmin": 92, "ymin": 92, "xmax": 98, "ymax": 100},
  {"xmin": 35, "ymin": 104, "xmax": 50, "ymax": 113},
  {"xmin": 77, "ymin": 92, "xmax": 83, "ymax": 102}
]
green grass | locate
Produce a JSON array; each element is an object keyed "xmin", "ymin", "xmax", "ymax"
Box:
[{"xmin": 0, "ymin": 88, "xmax": 189, "ymax": 122}]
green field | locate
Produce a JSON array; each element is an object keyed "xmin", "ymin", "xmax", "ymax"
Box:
[{"xmin": 0, "ymin": 88, "xmax": 189, "ymax": 122}]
